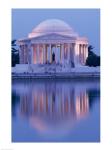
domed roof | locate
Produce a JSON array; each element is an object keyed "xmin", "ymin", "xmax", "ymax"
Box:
[{"xmin": 28, "ymin": 19, "xmax": 78, "ymax": 38}]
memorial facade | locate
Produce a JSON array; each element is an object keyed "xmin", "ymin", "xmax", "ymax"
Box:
[{"xmin": 18, "ymin": 19, "xmax": 88, "ymax": 67}]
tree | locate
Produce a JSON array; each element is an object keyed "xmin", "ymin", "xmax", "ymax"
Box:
[
  {"xmin": 11, "ymin": 40, "xmax": 19, "ymax": 67},
  {"xmin": 86, "ymin": 45, "xmax": 100, "ymax": 67}
]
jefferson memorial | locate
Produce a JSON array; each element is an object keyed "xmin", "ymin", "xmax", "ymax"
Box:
[
  {"xmin": 13, "ymin": 19, "xmax": 99, "ymax": 74},
  {"xmin": 18, "ymin": 19, "xmax": 88, "ymax": 66}
]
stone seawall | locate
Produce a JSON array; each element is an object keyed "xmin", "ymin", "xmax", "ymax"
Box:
[{"xmin": 12, "ymin": 72, "xmax": 100, "ymax": 79}]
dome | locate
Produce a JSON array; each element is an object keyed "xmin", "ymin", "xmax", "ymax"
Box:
[{"xmin": 28, "ymin": 19, "xmax": 78, "ymax": 38}]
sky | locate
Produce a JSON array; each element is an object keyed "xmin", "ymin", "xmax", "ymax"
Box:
[{"xmin": 12, "ymin": 9, "xmax": 100, "ymax": 55}]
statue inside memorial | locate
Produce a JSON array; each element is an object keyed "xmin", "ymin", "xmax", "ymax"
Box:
[{"xmin": 52, "ymin": 52, "xmax": 55, "ymax": 63}]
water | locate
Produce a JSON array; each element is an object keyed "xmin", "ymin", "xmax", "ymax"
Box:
[{"xmin": 12, "ymin": 79, "xmax": 100, "ymax": 142}]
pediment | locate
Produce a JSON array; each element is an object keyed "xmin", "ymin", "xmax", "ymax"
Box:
[{"xmin": 31, "ymin": 33, "xmax": 75, "ymax": 41}]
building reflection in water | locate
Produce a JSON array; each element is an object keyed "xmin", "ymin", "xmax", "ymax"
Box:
[
  {"xmin": 19, "ymin": 83, "xmax": 89, "ymax": 119},
  {"xmin": 12, "ymin": 80, "xmax": 99, "ymax": 135}
]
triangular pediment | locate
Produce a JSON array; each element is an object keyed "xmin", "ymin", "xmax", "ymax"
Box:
[{"xmin": 31, "ymin": 33, "xmax": 75, "ymax": 41}]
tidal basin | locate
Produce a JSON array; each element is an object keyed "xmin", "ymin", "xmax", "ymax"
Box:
[{"xmin": 12, "ymin": 79, "xmax": 100, "ymax": 142}]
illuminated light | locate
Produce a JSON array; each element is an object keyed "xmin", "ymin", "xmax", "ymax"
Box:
[
  {"xmin": 64, "ymin": 97, "xmax": 69, "ymax": 113},
  {"xmin": 45, "ymin": 93, "xmax": 48, "ymax": 113},
  {"xmin": 75, "ymin": 96, "xmax": 81, "ymax": 116},
  {"xmin": 33, "ymin": 91, "xmax": 38, "ymax": 113},
  {"xmin": 75, "ymin": 92, "xmax": 89, "ymax": 119},
  {"xmin": 29, "ymin": 117, "xmax": 47, "ymax": 132},
  {"xmin": 40, "ymin": 93, "xmax": 44, "ymax": 112}
]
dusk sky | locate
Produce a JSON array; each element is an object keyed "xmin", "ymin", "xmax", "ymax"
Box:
[{"xmin": 12, "ymin": 9, "xmax": 100, "ymax": 55}]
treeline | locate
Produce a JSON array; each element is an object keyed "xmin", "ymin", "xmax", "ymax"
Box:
[
  {"xmin": 86, "ymin": 45, "xmax": 100, "ymax": 67},
  {"xmin": 12, "ymin": 40, "xmax": 19, "ymax": 67}
]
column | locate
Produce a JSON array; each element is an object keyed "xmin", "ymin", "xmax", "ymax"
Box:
[
  {"xmin": 21, "ymin": 45, "xmax": 24, "ymax": 64},
  {"xmin": 22, "ymin": 45, "xmax": 25, "ymax": 64},
  {"xmin": 75, "ymin": 44, "xmax": 78, "ymax": 65},
  {"xmin": 49, "ymin": 44, "xmax": 52, "ymax": 63},
  {"xmin": 80, "ymin": 44, "xmax": 82, "ymax": 64},
  {"xmin": 27, "ymin": 43, "xmax": 31, "ymax": 64},
  {"xmin": 84, "ymin": 44, "xmax": 86, "ymax": 64},
  {"xmin": 23, "ymin": 45, "xmax": 27, "ymax": 64},
  {"xmin": 82, "ymin": 44, "xmax": 85, "ymax": 64},
  {"xmin": 31, "ymin": 44, "xmax": 34, "ymax": 64},
  {"xmin": 57, "ymin": 44, "xmax": 60, "ymax": 64},
  {"xmin": 40, "ymin": 45, "xmax": 43, "ymax": 64},
  {"xmin": 73, "ymin": 43, "xmax": 77, "ymax": 66},
  {"xmin": 59, "ymin": 44, "xmax": 61, "ymax": 64},
  {"xmin": 37, "ymin": 44, "xmax": 39, "ymax": 64},
  {"xmin": 47, "ymin": 44, "xmax": 50, "ymax": 63},
  {"xmin": 25, "ymin": 44, "xmax": 27, "ymax": 64},
  {"xmin": 60, "ymin": 44, "xmax": 62, "ymax": 64},
  {"xmin": 68, "ymin": 43, "xmax": 70, "ymax": 64},
  {"xmin": 41, "ymin": 45, "xmax": 44, "ymax": 64},
  {"xmin": 83, "ymin": 44, "xmax": 88, "ymax": 65},
  {"xmin": 45, "ymin": 45, "xmax": 48, "ymax": 63},
  {"xmin": 77, "ymin": 44, "xmax": 80, "ymax": 64},
  {"xmin": 86, "ymin": 44, "xmax": 88, "ymax": 58},
  {"xmin": 82, "ymin": 44, "xmax": 84, "ymax": 64},
  {"xmin": 54, "ymin": 44, "xmax": 56, "ymax": 63},
  {"xmin": 81, "ymin": 44, "xmax": 84, "ymax": 65},
  {"xmin": 58, "ymin": 44, "xmax": 61, "ymax": 64},
  {"xmin": 43, "ymin": 44, "xmax": 46, "ymax": 64},
  {"xmin": 71, "ymin": 43, "xmax": 75, "ymax": 66},
  {"xmin": 82, "ymin": 44, "xmax": 85, "ymax": 65},
  {"xmin": 61, "ymin": 43, "xmax": 64, "ymax": 65},
  {"xmin": 56, "ymin": 44, "xmax": 59, "ymax": 64},
  {"xmin": 60, "ymin": 44, "xmax": 61, "ymax": 64},
  {"xmin": 45, "ymin": 45, "xmax": 47, "ymax": 63},
  {"xmin": 82, "ymin": 44, "xmax": 84, "ymax": 65},
  {"xmin": 74, "ymin": 43, "xmax": 79, "ymax": 66},
  {"xmin": 33, "ymin": 44, "xmax": 37, "ymax": 64},
  {"xmin": 19, "ymin": 45, "xmax": 22, "ymax": 64},
  {"xmin": 79, "ymin": 44, "xmax": 81, "ymax": 64},
  {"xmin": 25, "ymin": 44, "xmax": 29, "ymax": 64}
]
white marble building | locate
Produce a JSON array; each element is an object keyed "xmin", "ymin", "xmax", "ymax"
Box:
[{"xmin": 18, "ymin": 19, "xmax": 88, "ymax": 67}]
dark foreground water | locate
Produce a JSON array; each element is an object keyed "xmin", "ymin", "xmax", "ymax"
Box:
[{"xmin": 12, "ymin": 79, "xmax": 100, "ymax": 142}]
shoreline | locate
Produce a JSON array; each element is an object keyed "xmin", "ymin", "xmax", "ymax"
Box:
[{"xmin": 12, "ymin": 72, "xmax": 100, "ymax": 80}]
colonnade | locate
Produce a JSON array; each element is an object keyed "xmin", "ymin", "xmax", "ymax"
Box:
[{"xmin": 19, "ymin": 42, "xmax": 88, "ymax": 66}]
